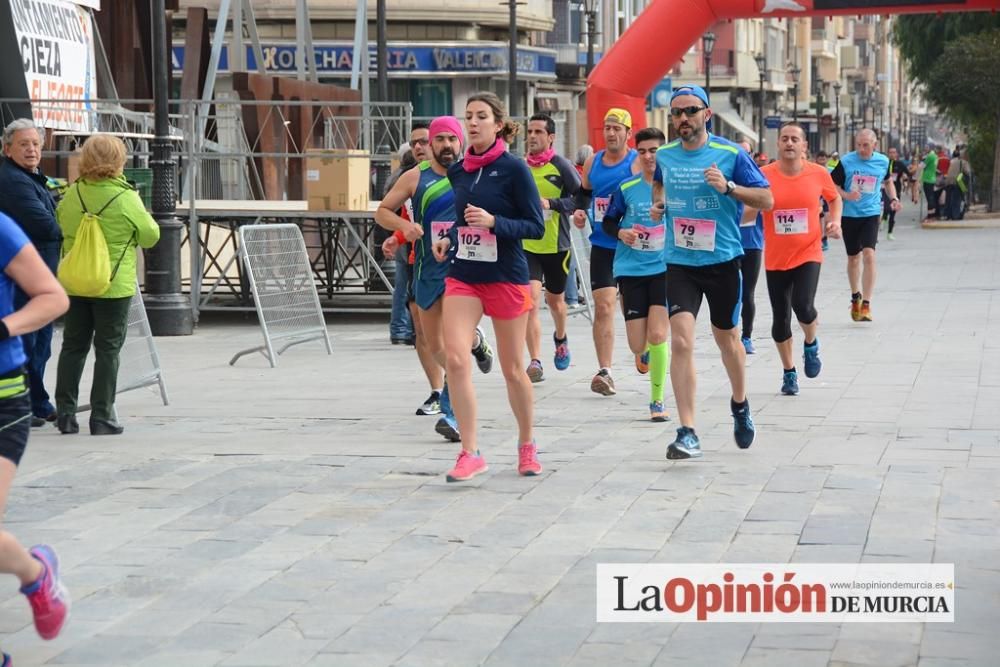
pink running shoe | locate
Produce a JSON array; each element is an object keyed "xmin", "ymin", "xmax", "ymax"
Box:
[
  {"xmin": 518, "ymin": 442, "xmax": 542, "ymax": 476},
  {"xmin": 446, "ymin": 450, "xmax": 488, "ymax": 482},
  {"xmin": 20, "ymin": 545, "xmax": 70, "ymax": 640}
]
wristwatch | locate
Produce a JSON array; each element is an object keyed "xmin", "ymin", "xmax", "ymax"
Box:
[{"xmin": 724, "ymin": 180, "xmax": 737, "ymax": 196}]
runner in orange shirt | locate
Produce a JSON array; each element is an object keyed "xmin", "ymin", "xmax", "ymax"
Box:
[{"xmin": 743, "ymin": 123, "xmax": 842, "ymax": 396}]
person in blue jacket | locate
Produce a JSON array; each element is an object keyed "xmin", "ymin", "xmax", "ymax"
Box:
[
  {"xmin": 431, "ymin": 91, "xmax": 545, "ymax": 483},
  {"xmin": 0, "ymin": 120, "xmax": 62, "ymax": 426}
]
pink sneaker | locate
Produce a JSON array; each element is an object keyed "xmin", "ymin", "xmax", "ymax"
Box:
[
  {"xmin": 446, "ymin": 450, "xmax": 488, "ymax": 482},
  {"xmin": 20, "ymin": 545, "xmax": 70, "ymax": 640},
  {"xmin": 518, "ymin": 442, "xmax": 542, "ymax": 476}
]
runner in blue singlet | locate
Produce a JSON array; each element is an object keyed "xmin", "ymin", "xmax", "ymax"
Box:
[{"xmin": 571, "ymin": 108, "xmax": 638, "ymax": 396}]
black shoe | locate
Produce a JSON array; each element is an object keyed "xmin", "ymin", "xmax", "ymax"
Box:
[
  {"xmin": 89, "ymin": 418, "xmax": 124, "ymax": 435},
  {"xmin": 30, "ymin": 416, "xmax": 47, "ymax": 428},
  {"xmin": 57, "ymin": 414, "xmax": 79, "ymax": 434},
  {"xmin": 391, "ymin": 336, "xmax": 416, "ymax": 346}
]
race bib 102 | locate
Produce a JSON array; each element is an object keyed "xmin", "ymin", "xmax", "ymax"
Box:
[{"xmin": 456, "ymin": 227, "xmax": 498, "ymax": 262}]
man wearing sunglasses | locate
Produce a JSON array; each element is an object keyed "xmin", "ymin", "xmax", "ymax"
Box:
[{"xmin": 651, "ymin": 85, "xmax": 773, "ymax": 461}]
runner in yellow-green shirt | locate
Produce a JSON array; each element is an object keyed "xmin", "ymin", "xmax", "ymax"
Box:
[{"xmin": 522, "ymin": 114, "xmax": 581, "ymax": 382}]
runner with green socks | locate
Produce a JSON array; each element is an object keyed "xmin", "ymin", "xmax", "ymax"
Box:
[{"xmin": 601, "ymin": 127, "xmax": 671, "ymax": 421}]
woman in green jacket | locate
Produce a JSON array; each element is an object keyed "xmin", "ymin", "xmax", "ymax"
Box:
[{"xmin": 54, "ymin": 134, "xmax": 160, "ymax": 435}]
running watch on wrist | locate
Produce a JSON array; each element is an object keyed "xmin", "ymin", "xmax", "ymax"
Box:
[{"xmin": 725, "ymin": 180, "xmax": 736, "ymax": 196}]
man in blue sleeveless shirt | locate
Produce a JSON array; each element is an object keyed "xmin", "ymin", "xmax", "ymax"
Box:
[
  {"xmin": 651, "ymin": 85, "xmax": 773, "ymax": 461},
  {"xmin": 573, "ymin": 109, "xmax": 639, "ymax": 396},
  {"xmin": 830, "ymin": 129, "xmax": 900, "ymax": 323}
]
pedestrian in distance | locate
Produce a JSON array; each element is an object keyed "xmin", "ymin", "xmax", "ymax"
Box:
[
  {"xmin": 54, "ymin": 134, "xmax": 161, "ymax": 436},
  {"xmin": 0, "ymin": 119, "xmax": 62, "ymax": 427}
]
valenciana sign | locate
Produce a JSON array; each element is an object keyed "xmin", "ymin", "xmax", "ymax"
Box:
[{"xmin": 9, "ymin": 0, "xmax": 98, "ymax": 131}]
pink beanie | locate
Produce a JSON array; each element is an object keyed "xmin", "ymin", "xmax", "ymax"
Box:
[{"xmin": 428, "ymin": 116, "xmax": 464, "ymax": 147}]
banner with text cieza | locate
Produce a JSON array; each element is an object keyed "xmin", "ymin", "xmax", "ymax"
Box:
[{"xmin": 10, "ymin": 0, "xmax": 98, "ymax": 132}]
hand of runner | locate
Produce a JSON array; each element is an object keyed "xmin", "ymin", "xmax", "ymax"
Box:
[
  {"xmin": 825, "ymin": 220, "xmax": 842, "ymax": 239},
  {"xmin": 890, "ymin": 199, "xmax": 902, "ymax": 212},
  {"xmin": 402, "ymin": 222, "xmax": 424, "ymax": 242},
  {"xmin": 618, "ymin": 228, "xmax": 638, "ymax": 246},
  {"xmin": 381, "ymin": 235, "xmax": 399, "ymax": 260},
  {"xmin": 843, "ymin": 189, "xmax": 862, "ymax": 202},
  {"xmin": 465, "ymin": 204, "xmax": 495, "ymax": 229},
  {"xmin": 703, "ymin": 163, "xmax": 727, "ymax": 194},
  {"xmin": 541, "ymin": 198, "xmax": 550, "ymax": 211},
  {"xmin": 650, "ymin": 202, "xmax": 665, "ymax": 221},
  {"xmin": 572, "ymin": 209, "xmax": 587, "ymax": 229},
  {"xmin": 432, "ymin": 238, "xmax": 451, "ymax": 262}
]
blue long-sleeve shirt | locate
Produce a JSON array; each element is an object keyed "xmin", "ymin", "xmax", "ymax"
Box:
[{"xmin": 446, "ymin": 151, "xmax": 545, "ymax": 285}]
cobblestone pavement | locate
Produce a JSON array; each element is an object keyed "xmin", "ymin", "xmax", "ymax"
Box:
[{"xmin": 2, "ymin": 207, "xmax": 998, "ymax": 666}]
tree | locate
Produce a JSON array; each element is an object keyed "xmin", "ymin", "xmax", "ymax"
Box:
[
  {"xmin": 895, "ymin": 16, "xmax": 1000, "ymax": 211},
  {"xmin": 924, "ymin": 29, "xmax": 1000, "ymax": 211}
]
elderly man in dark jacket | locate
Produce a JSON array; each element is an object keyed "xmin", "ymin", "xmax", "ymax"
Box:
[{"xmin": 0, "ymin": 119, "xmax": 62, "ymax": 425}]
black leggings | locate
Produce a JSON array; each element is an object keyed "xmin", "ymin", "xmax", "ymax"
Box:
[
  {"xmin": 766, "ymin": 262, "xmax": 821, "ymax": 343},
  {"xmin": 740, "ymin": 249, "xmax": 762, "ymax": 339}
]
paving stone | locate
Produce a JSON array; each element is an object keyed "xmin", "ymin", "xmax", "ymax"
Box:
[{"xmin": 8, "ymin": 212, "xmax": 1000, "ymax": 664}]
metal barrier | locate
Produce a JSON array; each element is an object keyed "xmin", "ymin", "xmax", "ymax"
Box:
[
  {"xmin": 229, "ymin": 223, "xmax": 333, "ymax": 367},
  {"xmin": 568, "ymin": 220, "xmax": 596, "ymax": 323},
  {"xmin": 77, "ymin": 284, "xmax": 169, "ymax": 415}
]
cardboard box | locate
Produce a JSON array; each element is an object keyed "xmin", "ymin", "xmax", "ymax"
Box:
[{"xmin": 305, "ymin": 149, "xmax": 371, "ymax": 212}]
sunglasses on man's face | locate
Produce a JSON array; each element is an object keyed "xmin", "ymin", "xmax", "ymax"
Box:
[{"xmin": 670, "ymin": 106, "xmax": 706, "ymax": 118}]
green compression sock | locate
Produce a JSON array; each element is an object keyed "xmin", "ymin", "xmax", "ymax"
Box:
[{"xmin": 648, "ymin": 341, "xmax": 669, "ymax": 403}]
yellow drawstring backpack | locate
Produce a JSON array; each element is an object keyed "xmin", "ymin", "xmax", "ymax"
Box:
[{"xmin": 57, "ymin": 187, "xmax": 130, "ymax": 296}]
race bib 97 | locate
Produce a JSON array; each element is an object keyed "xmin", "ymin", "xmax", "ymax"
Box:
[{"xmin": 631, "ymin": 223, "xmax": 665, "ymax": 252}]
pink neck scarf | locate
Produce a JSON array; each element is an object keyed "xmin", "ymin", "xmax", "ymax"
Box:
[
  {"xmin": 526, "ymin": 147, "xmax": 556, "ymax": 168},
  {"xmin": 463, "ymin": 139, "xmax": 506, "ymax": 172}
]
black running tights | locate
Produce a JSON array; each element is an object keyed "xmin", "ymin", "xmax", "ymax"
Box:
[
  {"xmin": 740, "ymin": 249, "xmax": 762, "ymax": 339},
  {"xmin": 766, "ymin": 262, "xmax": 821, "ymax": 343}
]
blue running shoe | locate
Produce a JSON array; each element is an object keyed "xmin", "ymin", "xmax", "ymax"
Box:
[
  {"xmin": 635, "ymin": 350, "xmax": 650, "ymax": 374},
  {"xmin": 803, "ymin": 340, "xmax": 822, "ymax": 378},
  {"xmin": 732, "ymin": 399, "xmax": 755, "ymax": 449},
  {"xmin": 649, "ymin": 401, "xmax": 669, "ymax": 422},
  {"xmin": 435, "ymin": 415, "xmax": 461, "ymax": 442},
  {"xmin": 2, "ymin": 652, "xmax": 9, "ymax": 666},
  {"xmin": 553, "ymin": 334, "xmax": 570, "ymax": 371},
  {"xmin": 742, "ymin": 337, "xmax": 755, "ymax": 355},
  {"xmin": 666, "ymin": 426, "xmax": 702, "ymax": 459},
  {"xmin": 440, "ymin": 381, "xmax": 453, "ymax": 417},
  {"xmin": 781, "ymin": 370, "xmax": 800, "ymax": 396}
]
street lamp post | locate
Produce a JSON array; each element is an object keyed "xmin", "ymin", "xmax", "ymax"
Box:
[
  {"xmin": 583, "ymin": 1, "xmax": 598, "ymax": 78},
  {"xmin": 789, "ymin": 66, "xmax": 800, "ymax": 122},
  {"xmin": 833, "ymin": 81, "xmax": 841, "ymax": 154},
  {"xmin": 702, "ymin": 31, "xmax": 716, "ymax": 96},
  {"xmin": 755, "ymin": 52, "xmax": 767, "ymax": 151},
  {"xmin": 146, "ymin": 0, "xmax": 193, "ymax": 335}
]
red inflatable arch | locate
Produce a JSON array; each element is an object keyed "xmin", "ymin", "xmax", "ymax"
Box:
[{"xmin": 586, "ymin": 0, "xmax": 1000, "ymax": 148}]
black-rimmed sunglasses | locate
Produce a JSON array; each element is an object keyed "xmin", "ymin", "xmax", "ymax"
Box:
[{"xmin": 670, "ymin": 106, "xmax": 706, "ymax": 118}]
